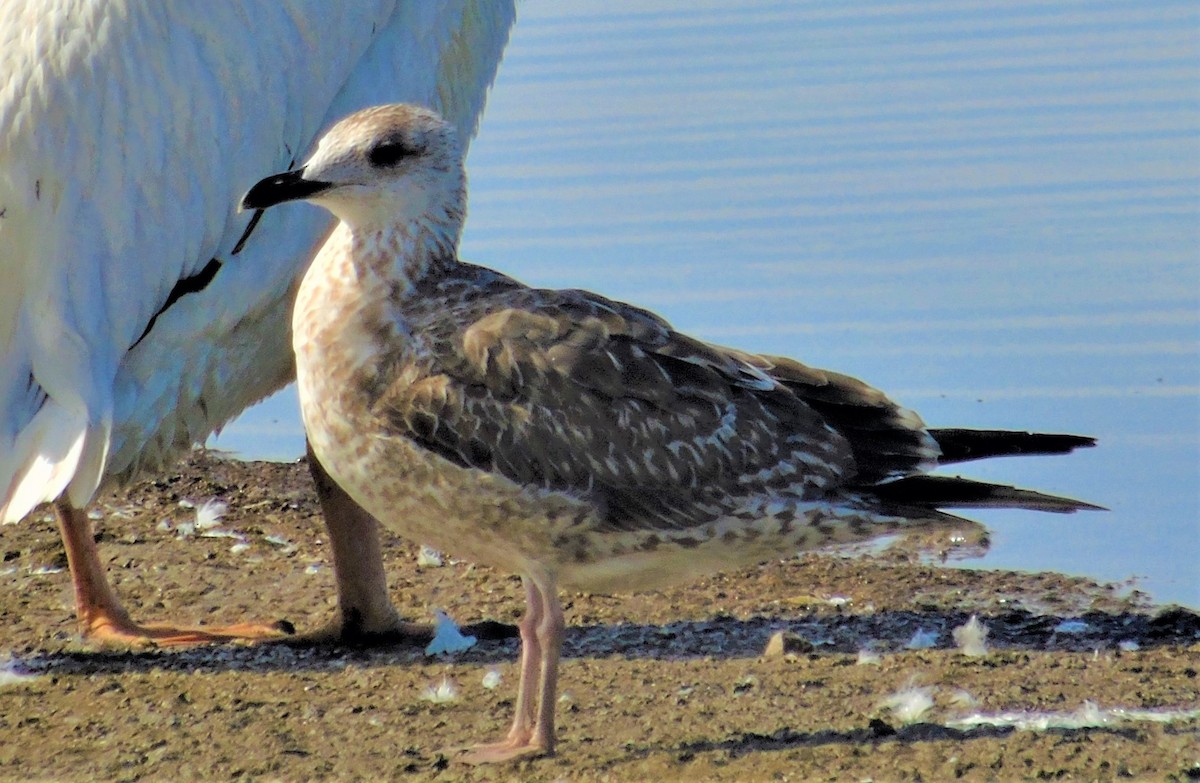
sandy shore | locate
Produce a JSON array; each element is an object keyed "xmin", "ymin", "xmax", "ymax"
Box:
[{"xmin": 0, "ymin": 452, "xmax": 1196, "ymax": 782}]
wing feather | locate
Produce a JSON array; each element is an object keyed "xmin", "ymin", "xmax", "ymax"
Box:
[
  {"xmin": 752, "ymin": 354, "xmax": 941, "ymax": 482},
  {"xmin": 374, "ymin": 277, "xmax": 855, "ymax": 531}
]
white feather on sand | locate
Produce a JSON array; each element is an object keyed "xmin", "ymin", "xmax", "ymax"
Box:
[
  {"xmin": 424, "ymin": 610, "xmax": 477, "ymax": 656},
  {"xmin": 420, "ymin": 676, "xmax": 459, "ymax": 704},
  {"xmin": 880, "ymin": 679, "xmax": 937, "ymax": 724},
  {"xmin": 952, "ymin": 615, "xmax": 990, "ymax": 657}
]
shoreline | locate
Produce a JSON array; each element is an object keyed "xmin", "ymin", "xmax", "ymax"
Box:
[{"xmin": 0, "ymin": 451, "xmax": 1195, "ymax": 781}]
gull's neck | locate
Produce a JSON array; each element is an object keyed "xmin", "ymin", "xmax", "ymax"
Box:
[
  {"xmin": 324, "ymin": 193, "xmax": 465, "ymax": 297},
  {"xmin": 348, "ymin": 219, "xmax": 460, "ymax": 295}
]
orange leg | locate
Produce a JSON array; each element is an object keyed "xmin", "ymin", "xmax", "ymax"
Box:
[
  {"xmin": 54, "ymin": 500, "xmax": 288, "ymax": 647},
  {"xmin": 53, "ymin": 442, "xmax": 514, "ymax": 650},
  {"xmin": 457, "ymin": 574, "xmax": 564, "ymax": 764}
]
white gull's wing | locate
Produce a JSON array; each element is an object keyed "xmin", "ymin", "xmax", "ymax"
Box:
[{"xmin": 0, "ymin": 1, "xmax": 516, "ymax": 521}]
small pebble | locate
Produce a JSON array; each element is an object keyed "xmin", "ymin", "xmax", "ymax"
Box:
[{"xmin": 763, "ymin": 630, "xmax": 814, "ymax": 658}]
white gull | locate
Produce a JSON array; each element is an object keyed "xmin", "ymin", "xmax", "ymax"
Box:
[{"xmin": 0, "ymin": 3, "xmax": 515, "ymax": 645}]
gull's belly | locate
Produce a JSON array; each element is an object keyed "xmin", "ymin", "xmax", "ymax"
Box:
[{"xmin": 300, "ymin": 380, "xmax": 598, "ymax": 576}]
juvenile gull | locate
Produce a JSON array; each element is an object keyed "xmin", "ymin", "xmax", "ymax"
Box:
[
  {"xmin": 0, "ymin": 4, "xmax": 515, "ymax": 646},
  {"xmin": 242, "ymin": 103, "xmax": 1099, "ymax": 763}
]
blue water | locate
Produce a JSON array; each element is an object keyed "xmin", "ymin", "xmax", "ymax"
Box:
[{"xmin": 210, "ymin": 0, "xmax": 1200, "ymax": 607}]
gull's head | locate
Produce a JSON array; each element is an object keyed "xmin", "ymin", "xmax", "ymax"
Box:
[{"xmin": 242, "ymin": 104, "xmax": 465, "ymax": 237}]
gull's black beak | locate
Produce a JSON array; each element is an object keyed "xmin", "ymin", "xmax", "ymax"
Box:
[{"xmin": 240, "ymin": 168, "xmax": 334, "ymax": 211}]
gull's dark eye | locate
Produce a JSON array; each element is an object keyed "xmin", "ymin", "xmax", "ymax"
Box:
[{"xmin": 367, "ymin": 139, "xmax": 414, "ymax": 168}]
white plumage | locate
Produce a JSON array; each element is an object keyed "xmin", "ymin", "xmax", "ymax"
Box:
[{"xmin": 0, "ymin": 1, "xmax": 515, "ymax": 643}]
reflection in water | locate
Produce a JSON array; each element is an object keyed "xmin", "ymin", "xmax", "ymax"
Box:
[{"xmin": 212, "ymin": 1, "xmax": 1199, "ymax": 606}]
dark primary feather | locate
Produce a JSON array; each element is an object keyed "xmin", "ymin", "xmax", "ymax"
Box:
[
  {"xmin": 871, "ymin": 475, "xmax": 1104, "ymax": 513},
  {"xmin": 929, "ymin": 428, "xmax": 1096, "ymax": 465}
]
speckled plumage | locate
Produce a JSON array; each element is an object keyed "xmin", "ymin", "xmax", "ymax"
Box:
[{"xmin": 243, "ymin": 103, "xmax": 1098, "ymax": 762}]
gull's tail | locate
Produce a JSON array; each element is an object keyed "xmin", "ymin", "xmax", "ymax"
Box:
[
  {"xmin": 930, "ymin": 428, "xmax": 1096, "ymax": 466},
  {"xmin": 870, "ymin": 428, "xmax": 1103, "ymax": 515},
  {"xmin": 870, "ymin": 473, "xmax": 1104, "ymax": 514}
]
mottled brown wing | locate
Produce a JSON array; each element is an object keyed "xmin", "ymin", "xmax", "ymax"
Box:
[
  {"xmin": 374, "ymin": 277, "xmax": 856, "ymax": 531},
  {"xmin": 743, "ymin": 353, "xmax": 941, "ymax": 484}
]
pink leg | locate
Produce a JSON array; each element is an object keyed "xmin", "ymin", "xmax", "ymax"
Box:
[
  {"xmin": 55, "ymin": 500, "xmax": 288, "ymax": 647},
  {"xmin": 458, "ymin": 573, "xmax": 564, "ymax": 764},
  {"xmin": 506, "ymin": 578, "xmax": 546, "ymax": 745},
  {"xmin": 528, "ymin": 576, "xmax": 564, "ymax": 754}
]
